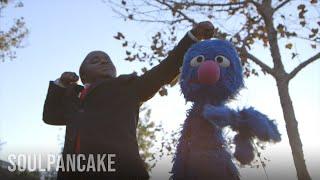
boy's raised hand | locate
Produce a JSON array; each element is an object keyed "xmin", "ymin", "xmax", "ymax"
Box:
[
  {"xmin": 59, "ymin": 72, "xmax": 79, "ymax": 87},
  {"xmin": 191, "ymin": 21, "xmax": 215, "ymax": 40}
]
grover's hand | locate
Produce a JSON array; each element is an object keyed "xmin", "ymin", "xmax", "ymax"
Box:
[{"xmin": 191, "ymin": 21, "xmax": 215, "ymax": 40}]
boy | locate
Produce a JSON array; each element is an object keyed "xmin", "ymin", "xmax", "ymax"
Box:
[{"xmin": 43, "ymin": 21, "xmax": 214, "ymax": 179}]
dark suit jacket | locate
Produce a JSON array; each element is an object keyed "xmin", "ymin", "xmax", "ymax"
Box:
[{"xmin": 43, "ymin": 33, "xmax": 195, "ymax": 179}]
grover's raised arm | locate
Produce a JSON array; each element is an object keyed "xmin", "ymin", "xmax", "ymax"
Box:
[
  {"xmin": 134, "ymin": 21, "xmax": 214, "ymax": 102},
  {"xmin": 134, "ymin": 33, "xmax": 196, "ymax": 102}
]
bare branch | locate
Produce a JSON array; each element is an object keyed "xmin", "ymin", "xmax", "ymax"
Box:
[
  {"xmin": 169, "ymin": 1, "xmax": 246, "ymax": 7},
  {"xmin": 288, "ymin": 52, "xmax": 320, "ymax": 80},
  {"xmin": 109, "ymin": 3, "xmax": 186, "ymax": 25},
  {"xmin": 274, "ymin": 0, "xmax": 291, "ymax": 12},
  {"xmin": 247, "ymin": 52, "xmax": 274, "ymax": 75},
  {"xmin": 130, "ymin": 18, "xmax": 186, "ymax": 24},
  {"xmin": 112, "ymin": 9, "xmax": 186, "ymax": 24},
  {"xmin": 293, "ymin": 36, "xmax": 320, "ymax": 44},
  {"xmin": 154, "ymin": 0, "xmax": 197, "ymax": 25}
]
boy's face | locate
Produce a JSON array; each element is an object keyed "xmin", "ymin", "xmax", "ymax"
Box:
[{"xmin": 80, "ymin": 51, "xmax": 117, "ymax": 84}]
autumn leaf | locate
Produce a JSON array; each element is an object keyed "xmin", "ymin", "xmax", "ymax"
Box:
[
  {"xmin": 309, "ymin": 28, "xmax": 318, "ymax": 38},
  {"xmin": 159, "ymin": 87, "xmax": 168, "ymax": 96},
  {"xmin": 113, "ymin": 32, "xmax": 125, "ymax": 40},
  {"xmin": 291, "ymin": 53, "xmax": 298, "ymax": 59},
  {"xmin": 310, "ymin": 0, "xmax": 317, "ymax": 4},
  {"xmin": 251, "ymin": 69, "xmax": 258, "ymax": 76},
  {"xmin": 297, "ymin": 4, "xmax": 305, "ymax": 9},
  {"xmin": 262, "ymin": 37, "xmax": 268, "ymax": 47},
  {"xmin": 277, "ymin": 24, "xmax": 285, "ymax": 37},
  {"xmin": 122, "ymin": 41, "xmax": 128, "ymax": 47},
  {"xmin": 297, "ymin": 4, "xmax": 307, "ymax": 19},
  {"xmin": 285, "ymin": 43, "xmax": 293, "ymax": 49},
  {"xmin": 300, "ymin": 20, "xmax": 306, "ymax": 27},
  {"xmin": 125, "ymin": 55, "xmax": 136, "ymax": 61}
]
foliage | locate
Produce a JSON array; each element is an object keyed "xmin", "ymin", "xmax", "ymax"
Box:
[
  {"xmin": 137, "ymin": 106, "xmax": 156, "ymax": 171},
  {"xmin": 137, "ymin": 106, "xmax": 179, "ymax": 172},
  {"xmin": 109, "ymin": 0, "xmax": 319, "ymax": 79},
  {"xmin": 0, "ymin": 0, "xmax": 28, "ymax": 61},
  {"xmin": 0, "ymin": 164, "xmax": 41, "ymax": 180}
]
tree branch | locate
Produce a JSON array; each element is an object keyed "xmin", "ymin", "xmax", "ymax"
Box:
[
  {"xmin": 154, "ymin": 0, "xmax": 197, "ymax": 25},
  {"xmin": 274, "ymin": 0, "xmax": 291, "ymax": 12},
  {"xmin": 288, "ymin": 52, "xmax": 320, "ymax": 80},
  {"xmin": 129, "ymin": 18, "xmax": 186, "ymax": 24},
  {"xmin": 169, "ymin": 1, "xmax": 246, "ymax": 7},
  {"xmin": 252, "ymin": 0, "xmax": 285, "ymax": 72},
  {"xmin": 247, "ymin": 52, "xmax": 274, "ymax": 75}
]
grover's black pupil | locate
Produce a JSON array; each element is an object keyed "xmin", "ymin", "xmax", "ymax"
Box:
[
  {"xmin": 216, "ymin": 56, "xmax": 223, "ymax": 63},
  {"xmin": 196, "ymin": 56, "xmax": 203, "ymax": 62}
]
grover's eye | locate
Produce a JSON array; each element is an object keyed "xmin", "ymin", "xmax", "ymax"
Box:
[
  {"xmin": 190, "ymin": 55, "xmax": 205, "ymax": 67},
  {"xmin": 215, "ymin": 55, "xmax": 230, "ymax": 67}
]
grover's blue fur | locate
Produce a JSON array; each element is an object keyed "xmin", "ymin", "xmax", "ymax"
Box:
[{"xmin": 171, "ymin": 40, "xmax": 281, "ymax": 180}]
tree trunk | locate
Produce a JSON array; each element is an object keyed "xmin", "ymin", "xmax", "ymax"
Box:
[{"xmin": 276, "ymin": 79, "xmax": 311, "ymax": 180}]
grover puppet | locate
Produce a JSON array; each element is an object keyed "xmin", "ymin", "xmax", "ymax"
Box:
[{"xmin": 171, "ymin": 40, "xmax": 281, "ymax": 180}]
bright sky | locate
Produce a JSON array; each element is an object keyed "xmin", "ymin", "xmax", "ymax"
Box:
[{"xmin": 0, "ymin": 1, "xmax": 319, "ymax": 180}]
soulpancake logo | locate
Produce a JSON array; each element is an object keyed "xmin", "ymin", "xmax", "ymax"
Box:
[{"xmin": 6, "ymin": 154, "xmax": 116, "ymax": 172}]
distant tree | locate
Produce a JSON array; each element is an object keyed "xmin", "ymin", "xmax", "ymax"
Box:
[
  {"xmin": 137, "ymin": 106, "xmax": 175, "ymax": 172},
  {"xmin": 0, "ymin": 0, "xmax": 28, "ymax": 61},
  {"xmin": 0, "ymin": 160, "xmax": 41, "ymax": 180},
  {"xmin": 107, "ymin": 0, "xmax": 320, "ymax": 180},
  {"xmin": 137, "ymin": 106, "xmax": 157, "ymax": 171}
]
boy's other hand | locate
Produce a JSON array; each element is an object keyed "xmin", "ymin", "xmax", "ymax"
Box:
[
  {"xmin": 60, "ymin": 72, "xmax": 79, "ymax": 87},
  {"xmin": 191, "ymin": 21, "xmax": 214, "ymax": 40}
]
